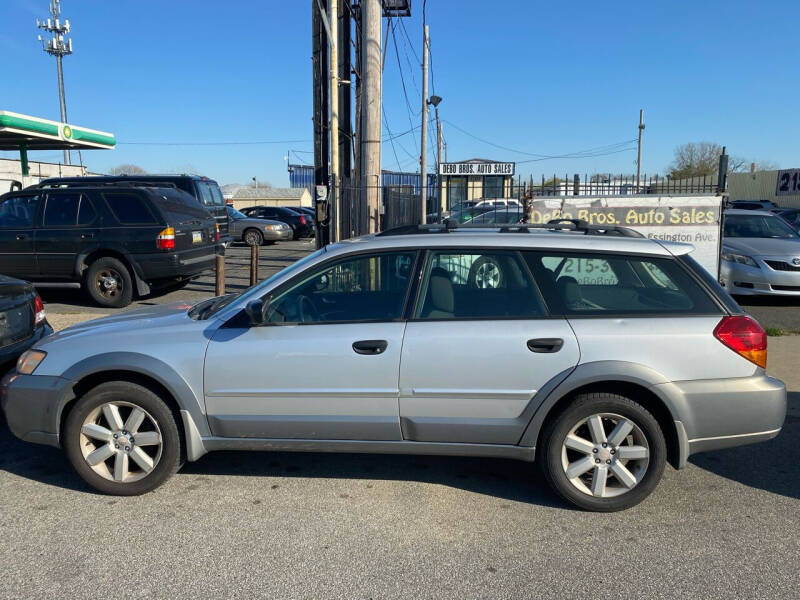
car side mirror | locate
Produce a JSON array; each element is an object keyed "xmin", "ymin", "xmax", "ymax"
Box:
[{"xmin": 245, "ymin": 298, "xmax": 267, "ymax": 325}]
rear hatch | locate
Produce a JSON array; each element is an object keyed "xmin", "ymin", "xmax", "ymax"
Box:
[
  {"xmin": 0, "ymin": 278, "xmax": 33, "ymax": 349},
  {"xmin": 194, "ymin": 179, "xmax": 229, "ymax": 238},
  {"xmin": 149, "ymin": 188, "xmax": 218, "ymax": 255}
]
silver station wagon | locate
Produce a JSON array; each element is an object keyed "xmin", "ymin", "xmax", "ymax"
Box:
[{"xmin": 1, "ymin": 220, "xmax": 786, "ymax": 511}]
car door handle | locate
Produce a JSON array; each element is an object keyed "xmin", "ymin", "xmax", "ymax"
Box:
[
  {"xmin": 527, "ymin": 338, "xmax": 564, "ymax": 353},
  {"xmin": 81, "ymin": 233, "xmax": 95, "ymax": 239},
  {"xmin": 352, "ymin": 340, "xmax": 388, "ymax": 355}
]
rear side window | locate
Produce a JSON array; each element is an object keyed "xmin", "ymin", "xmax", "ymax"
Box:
[
  {"xmin": 152, "ymin": 189, "xmax": 209, "ymax": 222},
  {"xmin": 103, "ymin": 193, "xmax": 158, "ymax": 225},
  {"xmin": 0, "ymin": 195, "xmax": 39, "ymax": 228},
  {"xmin": 196, "ymin": 181, "xmax": 225, "ymax": 207},
  {"xmin": 414, "ymin": 250, "xmax": 546, "ymax": 319},
  {"xmin": 525, "ymin": 252, "xmax": 721, "ymax": 316}
]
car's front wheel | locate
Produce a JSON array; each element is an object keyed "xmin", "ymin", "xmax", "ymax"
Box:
[
  {"xmin": 63, "ymin": 381, "xmax": 181, "ymax": 495},
  {"xmin": 540, "ymin": 393, "xmax": 666, "ymax": 512},
  {"xmin": 243, "ymin": 228, "xmax": 263, "ymax": 247}
]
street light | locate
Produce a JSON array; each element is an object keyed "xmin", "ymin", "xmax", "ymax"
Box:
[{"xmin": 427, "ymin": 95, "xmax": 444, "ymax": 212}]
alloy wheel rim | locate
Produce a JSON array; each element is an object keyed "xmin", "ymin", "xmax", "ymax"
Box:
[
  {"xmin": 474, "ymin": 261, "xmax": 501, "ymax": 288},
  {"xmin": 79, "ymin": 401, "xmax": 163, "ymax": 483},
  {"xmin": 245, "ymin": 231, "xmax": 260, "ymax": 245},
  {"xmin": 95, "ymin": 268, "xmax": 122, "ymax": 299},
  {"xmin": 560, "ymin": 412, "xmax": 650, "ymax": 499}
]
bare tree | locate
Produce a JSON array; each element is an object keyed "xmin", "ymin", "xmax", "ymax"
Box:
[
  {"xmin": 108, "ymin": 164, "xmax": 147, "ymax": 175},
  {"xmin": 667, "ymin": 142, "xmax": 722, "ymax": 179}
]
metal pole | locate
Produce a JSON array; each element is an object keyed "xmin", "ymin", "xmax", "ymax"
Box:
[
  {"xmin": 56, "ymin": 55, "xmax": 70, "ymax": 165},
  {"xmin": 329, "ymin": 0, "xmax": 340, "ymax": 242},
  {"xmin": 215, "ymin": 254, "xmax": 225, "ymax": 296},
  {"xmin": 419, "ymin": 24, "xmax": 429, "ymax": 224},
  {"xmin": 437, "ymin": 110, "xmax": 444, "ymax": 214},
  {"xmin": 636, "ymin": 109, "xmax": 644, "ymax": 191},
  {"xmin": 360, "ymin": 0, "xmax": 382, "ymax": 233}
]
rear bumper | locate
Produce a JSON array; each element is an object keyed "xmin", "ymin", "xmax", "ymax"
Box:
[
  {"xmin": 0, "ymin": 322, "xmax": 53, "ymax": 375},
  {"xmin": 656, "ymin": 373, "xmax": 786, "ymax": 463},
  {"xmin": 132, "ymin": 247, "xmax": 216, "ymax": 282},
  {"xmin": 1, "ymin": 371, "xmax": 71, "ymax": 448}
]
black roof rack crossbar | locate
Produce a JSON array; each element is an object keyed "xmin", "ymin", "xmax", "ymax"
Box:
[{"xmin": 377, "ymin": 218, "xmax": 643, "ymax": 238}]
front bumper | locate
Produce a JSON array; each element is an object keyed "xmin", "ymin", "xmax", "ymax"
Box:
[
  {"xmin": 1, "ymin": 371, "xmax": 72, "ymax": 448},
  {"xmin": 720, "ymin": 257, "xmax": 800, "ymax": 295},
  {"xmin": 656, "ymin": 372, "xmax": 786, "ymax": 462}
]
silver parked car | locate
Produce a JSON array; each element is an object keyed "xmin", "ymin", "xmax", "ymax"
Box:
[
  {"xmin": 1, "ymin": 221, "xmax": 785, "ymax": 511},
  {"xmin": 226, "ymin": 205, "xmax": 292, "ymax": 246},
  {"xmin": 720, "ymin": 209, "xmax": 800, "ymax": 296}
]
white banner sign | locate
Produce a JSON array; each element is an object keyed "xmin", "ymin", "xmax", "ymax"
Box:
[
  {"xmin": 439, "ymin": 162, "xmax": 515, "ymax": 176},
  {"xmin": 530, "ymin": 195, "xmax": 723, "ymax": 277}
]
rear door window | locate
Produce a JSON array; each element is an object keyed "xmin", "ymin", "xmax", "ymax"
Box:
[
  {"xmin": 414, "ymin": 250, "xmax": 546, "ymax": 319},
  {"xmin": 526, "ymin": 252, "xmax": 721, "ymax": 315},
  {"xmin": 153, "ymin": 189, "xmax": 210, "ymax": 223},
  {"xmin": 196, "ymin": 181, "xmax": 225, "ymax": 207},
  {"xmin": 43, "ymin": 192, "xmax": 82, "ymax": 226},
  {"xmin": 103, "ymin": 193, "xmax": 158, "ymax": 225}
]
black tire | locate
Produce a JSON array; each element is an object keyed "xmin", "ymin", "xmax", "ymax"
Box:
[
  {"xmin": 63, "ymin": 381, "xmax": 181, "ymax": 496},
  {"xmin": 85, "ymin": 256, "xmax": 134, "ymax": 308},
  {"xmin": 243, "ymin": 228, "xmax": 263, "ymax": 247},
  {"xmin": 291, "ymin": 226, "xmax": 300, "ymax": 240},
  {"xmin": 468, "ymin": 256, "xmax": 504, "ymax": 289},
  {"xmin": 540, "ymin": 393, "xmax": 666, "ymax": 512}
]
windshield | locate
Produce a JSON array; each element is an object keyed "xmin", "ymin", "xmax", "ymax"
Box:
[
  {"xmin": 227, "ymin": 206, "xmax": 248, "ymax": 219},
  {"xmin": 723, "ymin": 214, "xmax": 799, "ymax": 239}
]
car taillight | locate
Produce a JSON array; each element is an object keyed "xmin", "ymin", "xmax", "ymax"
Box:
[
  {"xmin": 299, "ymin": 215, "xmax": 307, "ymax": 225},
  {"xmin": 156, "ymin": 227, "xmax": 175, "ymax": 250},
  {"xmin": 215, "ymin": 222, "xmax": 220, "ymax": 242},
  {"xmin": 713, "ymin": 315, "xmax": 767, "ymax": 369},
  {"xmin": 33, "ymin": 293, "xmax": 46, "ymax": 326}
]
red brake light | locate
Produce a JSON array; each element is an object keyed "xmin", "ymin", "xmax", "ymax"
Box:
[
  {"xmin": 156, "ymin": 227, "xmax": 176, "ymax": 250},
  {"xmin": 215, "ymin": 222, "xmax": 220, "ymax": 242},
  {"xmin": 299, "ymin": 215, "xmax": 307, "ymax": 225},
  {"xmin": 33, "ymin": 293, "xmax": 46, "ymax": 326},
  {"xmin": 713, "ymin": 315, "xmax": 767, "ymax": 369}
]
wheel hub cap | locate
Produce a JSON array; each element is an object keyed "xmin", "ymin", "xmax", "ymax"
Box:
[{"xmin": 102, "ymin": 276, "xmax": 118, "ymax": 291}]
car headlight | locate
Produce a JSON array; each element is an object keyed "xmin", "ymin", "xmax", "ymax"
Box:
[
  {"xmin": 265, "ymin": 225, "xmax": 281, "ymax": 231},
  {"xmin": 17, "ymin": 350, "xmax": 47, "ymax": 375},
  {"xmin": 721, "ymin": 251, "xmax": 758, "ymax": 267}
]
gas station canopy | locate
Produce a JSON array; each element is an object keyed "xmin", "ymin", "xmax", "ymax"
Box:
[{"xmin": 0, "ymin": 110, "xmax": 115, "ymax": 151}]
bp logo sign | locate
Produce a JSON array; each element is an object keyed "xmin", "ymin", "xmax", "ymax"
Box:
[{"xmin": 60, "ymin": 125, "xmax": 73, "ymax": 140}]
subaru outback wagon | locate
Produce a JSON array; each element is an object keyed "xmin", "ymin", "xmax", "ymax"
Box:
[{"xmin": 1, "ymin": 221, "xmax": 786, "ymax": 511}]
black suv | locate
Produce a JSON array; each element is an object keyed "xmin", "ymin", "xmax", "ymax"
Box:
[
  {"xmin": 0, "ymin": 186, "xmax": 219, "ymax": 308},
  {"xmin": 37, "ymin": 174, "xmax": 230, "ymax": 242},
  {"xmin": 240, "ymin": 206, "xmax": 313, "ymax": 239},
  {"xmin": 0, "ymin": 275, "xmax": 52, "ymax": 374}
]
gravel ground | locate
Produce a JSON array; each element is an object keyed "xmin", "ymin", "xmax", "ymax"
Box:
[{"xmin": 2, "ymin": 239, "xmax": 798, "ymax": 598}]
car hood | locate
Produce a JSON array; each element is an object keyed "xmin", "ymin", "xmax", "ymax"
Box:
[
  {"xmin": 40, "ymin": 301, "xmax": 195, "ymax": 344},
  {"xmin": 723, "ymin": 237, "xmax": 800, "ymax": 257}
]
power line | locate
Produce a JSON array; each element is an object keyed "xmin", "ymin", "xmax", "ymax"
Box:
[{"xmin": 118, "ymin": 139, "xmax": 312, "ymax": 146}]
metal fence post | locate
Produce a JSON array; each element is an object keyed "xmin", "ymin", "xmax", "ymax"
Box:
[
  {"xmin": 215, "ymin": 252, "xmax": 225, "ymax": 296},
  {"xmin": 250, "ymin": 244, "xmax": 259, "ymax": 287}
]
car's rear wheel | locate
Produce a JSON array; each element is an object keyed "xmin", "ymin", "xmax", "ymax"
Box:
[
  {"xmin": 540, "ymin": 393, "xmax": 666, "ymax": 512},
  {"xmin": 63, "ymin": 381, "xmax": 181, "ymax": 495},
  {"xmin": 243, "ymin": 228, "xmax": 263, "ymax": 247},
  {"xmin": 85, "ymin": 257, "xmax": 133, "ymax": 308}
]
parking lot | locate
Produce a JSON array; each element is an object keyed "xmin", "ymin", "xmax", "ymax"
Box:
[{"xmin": 1, "ymin": 239, "xmax": 798, "ymax": 598}]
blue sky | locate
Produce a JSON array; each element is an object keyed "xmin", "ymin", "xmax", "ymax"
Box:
[{"xmin": 1, "ymin": 0, "xmax": 797, "ymax": 185}]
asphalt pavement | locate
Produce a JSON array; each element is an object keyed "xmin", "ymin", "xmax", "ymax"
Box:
[{"xmin": 1, "ymin": 239, "xmax": 799, "ymax": 598}]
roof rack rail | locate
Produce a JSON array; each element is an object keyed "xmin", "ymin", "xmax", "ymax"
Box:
[
  {"xmin": 377, "ymin": 218, "xmax": 643, "ymax": 238},
  {"xmin": 35, "ymin": 180, "xmax": 179, "ymax": 189}
]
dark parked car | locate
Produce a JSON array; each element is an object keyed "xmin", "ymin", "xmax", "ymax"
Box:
[
  {"xmin": 0, "ymin": 275, "xmax": 51, "ymax": 374},
  {"xmin": 462, "ymin": 207, "xmax": 524, "ymax": 225},
  {"xmin": 729, "ymin": 200, "xmax": 779, "ymax": 211},
  {"xmin": 37, "ymin": 174, "xmax": 231, "ymax": 243},
  {"xmin": 226, "ymin": 206, "xmax": 292, "ymax": 246},
  {"xmin": 240, "ymin": 206, "xmax": 314, "ymax": 239},
  {"xmin": 0, "ymin": 185, "xmax": 220, "ymax": 308},
  {"xmin": 286, "ymin": 206, "xmax": 316, "ymax": 220}
]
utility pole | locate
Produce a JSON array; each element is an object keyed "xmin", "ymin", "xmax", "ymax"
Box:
[
  {"xmin": 360, "ymin": 0, "xmax": 382, "ymax": 233},
  {"xmin": 338, "ymin": 2, "xmax": 352, "ymax": 186},
  {"xmin": 312, "ymin": 0, "xmax": 330, "ymax": 242},
  {"xmin": 329, "ymin": 0, "xmax": 340, "ymax": 241},
  {"xmin": 636, "ymin": 109, "xmax": 645, "ymax": 191},
  {"xmin": 37, "ymin": 0, "xmax": 73, "ymax": 165},
  {"xmin": 419, "ymin": 24, "xmax": 430, "ymax": 223}
]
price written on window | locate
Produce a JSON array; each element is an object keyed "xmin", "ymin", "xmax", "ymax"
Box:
[{"xmin": 776, "ymin": 169, "xmax": 800, "ymax": 196}]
